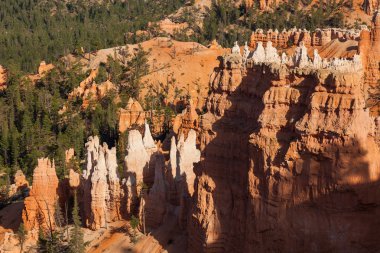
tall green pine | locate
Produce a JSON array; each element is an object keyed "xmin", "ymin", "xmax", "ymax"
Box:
[{"xmin": 68, "ymin": 191, "xmax": 85, "ymax": 253}]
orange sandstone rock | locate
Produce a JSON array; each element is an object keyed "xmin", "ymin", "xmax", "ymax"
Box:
[
  {"xmin": 65, "ymin": 148, "xmax": 75, "ymax": 164},
  {"xmin": 38, "ymin": 61, "xmax": 54, "ymax": 76},
  {"xmin": 0, "ymin": 65, "xmax": 7, "ymax": 91},
  {"xmin": 361, "ymin": 9, "xmax": 380, "ymax": 116},
  {"xmin": 13, "ymin": 170, "xmax": 28, "ymax": 191},
  {"xmin": 22, "ymin": 158, "xmax": 59, "ymax": 231},
  {"xmin": 118, "ymin": 98, "xmax": 146, "ymax": 133},
  {"xmin": 188, "ymin": 46, "xmax": 380, "ymax": 253}
]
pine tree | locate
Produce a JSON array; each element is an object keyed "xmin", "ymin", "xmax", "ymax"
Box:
[
  {"xmin": 68, "ymin": 190, "xmax": 85, "ymax": 253},
  {"xmin": 37, "ymin": 227, "xmax": 48, "ymax": 252},
  {"xmin": 17, "ymin": 222, "xmax": 26, "ymax": 253}
]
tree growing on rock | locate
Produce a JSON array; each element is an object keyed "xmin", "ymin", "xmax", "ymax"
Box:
[
  {"xmin": 17, "ymin": 222, "xmax": 26, "ymax": 253},
  {"xmin": 68, "ymin": 191, "xmax": 85, "ymax": 253}
]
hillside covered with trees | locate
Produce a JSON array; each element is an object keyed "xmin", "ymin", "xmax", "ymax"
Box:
[{"xmin": 0, "ymin": 0, "xmax": 188, "ymax": 72}]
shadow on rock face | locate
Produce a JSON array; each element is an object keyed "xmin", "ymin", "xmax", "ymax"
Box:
[{"xmin": 187, "ymin": 55, "xmax": 380, "ymax": 253}]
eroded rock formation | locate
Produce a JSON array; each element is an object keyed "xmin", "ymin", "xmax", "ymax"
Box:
[
  {"xmin": 22, "ymin": 158, "xmax": 59, "ymax": 231},
  {"xmin": 172, "ymin": 98, "xmax": 199, "ymax": 134},
  {"xmin": 188, "ymin": 35, "xmax": 380, "ymax": 253},
  {"xmin": 119, "ymin": 98, "xmax": 146, "ymax": 133},
  {"xmin": 250, "ymin": 27, "xmax": 364, "ymax": 48},
  {"xmin": 67, "ymin": 69, "xmax": 117, "ymax": 110},
  {"xmin": 360, "ymin": 8, "xmax": 380, "ymax": 116},
  {"xmin": 82, "ymin": 136, "xmax": 122, "ymax": 230},
  {"xmin": 9, "ymin": 170, "xmax": 29, "ymax": 196}
]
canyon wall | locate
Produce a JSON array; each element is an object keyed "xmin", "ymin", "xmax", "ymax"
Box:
[
  {"xmin": 188, "ymin": 29, "xmax": 380, "ymax": 253},
  {"xmin": 17, "ymin": 11, "xmax": 380, "ymax": 253}
]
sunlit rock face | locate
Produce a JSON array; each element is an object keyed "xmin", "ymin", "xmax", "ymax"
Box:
[
  {"xmin": 22, "ymin": 158, "xmax": 59, "ymax": 231},
  {"xmin": 118, "ymin": 98, "xmax": 146, "ymax": 133},
  {"xmin": 250, "ymin": 27, "xmax": 363, "ymax": 49},
  {"xmin": 188, "ymin": 40, "xmax": 380, "ymax": 253},
  {"xmin": 82, "ymin": 136, "xmax": 122, "ymax": 230},
  {"xmin": 123, "ymin": 122, "xmax": 201, "ymax": 229}
]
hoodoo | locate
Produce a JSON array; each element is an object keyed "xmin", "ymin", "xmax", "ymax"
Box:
[
  {"xmin": 0, "ymin": 1, "xmax": 379, "ymax": 252},
  {"xmin": 22, "ymin": 158, "xmax": 59, "ymax": 231}
]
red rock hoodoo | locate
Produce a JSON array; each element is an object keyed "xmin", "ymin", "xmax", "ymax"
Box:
[{"xmin": 22, "ymin": 158, "xmax": 59, "ymax": 231}]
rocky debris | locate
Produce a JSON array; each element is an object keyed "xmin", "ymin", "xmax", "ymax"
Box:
[
  {"xmin": 82, "ymin": 136, "xmax": 122, "ymax": 230},
  {"xmin": 188, "ymin": 33, "xmax": 380, "ymax": 252},
  {"xmin": 22, "ymin": 158, "xmax": 59, "ymax": 231},
  {"xmin": 119, "ymin": 98, "xmax": 146, "ymax": 133}
]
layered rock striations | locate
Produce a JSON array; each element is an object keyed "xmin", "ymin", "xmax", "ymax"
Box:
[
  {"xmin": 250, "ymin": 27, "xmax": 364, "ymax": 48},
  {"xmin": 22, "ymin": 158, "xmax": 59, "ymax": 231},
  {"xmin": 188, "ymin": 39, "xmax": 380, "ymax": 252}
]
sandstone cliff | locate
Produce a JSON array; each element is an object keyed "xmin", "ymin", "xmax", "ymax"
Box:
[{"xmin": 188, "ymin": 35, "xmax": 380, "ymax": 252}]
